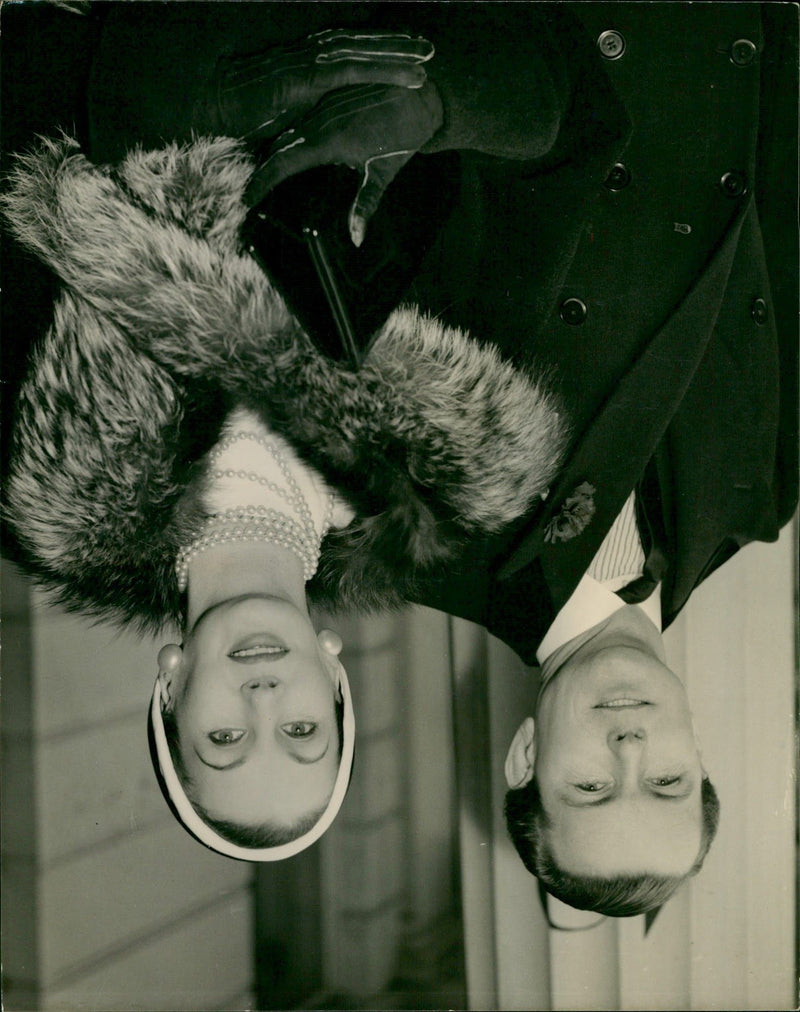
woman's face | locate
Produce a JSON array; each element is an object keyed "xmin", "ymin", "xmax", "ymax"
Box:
[{"xmin": 170, "ymin": 594, "xmax": 341, "ymax": 831}]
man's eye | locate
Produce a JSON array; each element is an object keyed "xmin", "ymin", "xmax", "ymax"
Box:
[
  {"xmin": 208, "ymin": 728, "xmax": 246, "ymax": 745},
  {"xmin": 282, "ymin": 721, "xmax": 317, "ymax": 739}
]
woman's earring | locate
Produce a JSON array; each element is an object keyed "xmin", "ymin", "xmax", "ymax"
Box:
[
  {"xmin": 157, "ymin": 643, "xmax": 183, "ymax": 707},
  {"xmin": 318, "ymin": 629, "xmax": 343, "ymax": 656},
  {"xmin": 158, "ymin": 643, "xmax": 183, "ymax": 672}
]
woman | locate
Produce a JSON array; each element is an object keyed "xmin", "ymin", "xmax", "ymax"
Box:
[
  {"xmin": 149, "ymin": 407, "xmax": 359, "ymax": 861},
  {"xmin": 2, "ymin": 6, "xmax": 571, "ymax": 857}
]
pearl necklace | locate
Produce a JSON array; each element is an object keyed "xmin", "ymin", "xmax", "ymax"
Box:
[{"xmin": 175, "ymin": 430, "xmax": 334, "ymax": 591}]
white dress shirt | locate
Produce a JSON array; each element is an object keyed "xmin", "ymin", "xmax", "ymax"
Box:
[{"xmin": 536, "ymin": 492, "xmax": 662, "ymax": 668}]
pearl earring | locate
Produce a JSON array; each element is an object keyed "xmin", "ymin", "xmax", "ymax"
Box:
[
  {"xmin": 157, "ymin": 644, "xmax": 182, "ymax": 710},
  {"xmin": 318, "ymin": 628, "xmax": 343, "ymax": 656},
  {"xmin": 157, "ymin": 643, "xmax": 183, "ymax": 673}
]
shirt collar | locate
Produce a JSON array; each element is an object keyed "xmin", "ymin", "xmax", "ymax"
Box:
[{"xmin": 537, "ymin": 575, "xmax": 662, "ymax": 670}]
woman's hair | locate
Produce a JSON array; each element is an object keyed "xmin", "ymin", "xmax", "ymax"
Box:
[
  {"xmin": 503, "ymin": 775, "xmax": 720, "ymax": 917},
  {"xmin": 161, "ymin": 693, "xmax": 346, "ymax": 848}
]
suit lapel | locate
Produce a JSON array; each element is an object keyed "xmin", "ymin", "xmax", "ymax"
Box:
[{"xmin": 495, "ymin": 197, "xmax": 751, "ymax": 620}]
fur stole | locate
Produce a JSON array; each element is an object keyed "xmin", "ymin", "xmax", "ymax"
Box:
[{"xmin": 3, "ymin": 134, "xmax": 568, "ymax": 632}]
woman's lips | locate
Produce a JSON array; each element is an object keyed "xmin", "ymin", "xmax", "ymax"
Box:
[{"xmin": 229, "ymin": 630, "xmax": 288, "ymax": 654}]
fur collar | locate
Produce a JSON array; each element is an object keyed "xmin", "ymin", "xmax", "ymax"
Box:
[{"xmin": 3, "ymin": 135, "xmax": 568, "ymax": 631}]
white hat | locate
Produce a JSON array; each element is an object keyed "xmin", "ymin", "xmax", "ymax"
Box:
[{"xmin": 148, "ymin": 661, "xmax": 355, "ymax": 861}]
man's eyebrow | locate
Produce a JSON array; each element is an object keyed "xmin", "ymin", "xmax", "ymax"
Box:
[
  {"xmin": 290, "ymin": 740, "xmax": 330, "ymax": 765},
  {"xmin": 560, "ymin": 789, "xmax": 694, "ymax": 809},
  {"xmin": 560, "ymin": 792, "xmax": 616, "ymax": 809},
  {"xmin": 648, "ymin": 783, "xmax": 695, "ymax": 800}
]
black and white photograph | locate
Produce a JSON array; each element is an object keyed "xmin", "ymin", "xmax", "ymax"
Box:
[{"xmin": 1, "ymin": 1, "xmax": 797, "ymax": 1009}]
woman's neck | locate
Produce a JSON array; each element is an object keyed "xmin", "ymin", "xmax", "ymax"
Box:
[{"xmin": 185, "ymin": 539, "xmax": 308, "ymax": 631}]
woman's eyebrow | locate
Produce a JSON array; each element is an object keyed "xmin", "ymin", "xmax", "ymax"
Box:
[
  {"xmin": 290, "ymin": 740, "xmax": 330, "ymax": 765},
  {"xmin": 195, "ymin": 749, "xmax": 248, "ymax": 772},
  {"xmin": 194, "ymin": 738, "xmax": 331, "ymax": 769}
]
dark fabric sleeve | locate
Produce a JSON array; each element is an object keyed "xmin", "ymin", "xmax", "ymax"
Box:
[
  {"xmin": 87, "ymin": 3, "xmax": 582, "ymax": 165},
  {"xmin": 757, "ymin": 3, "xmax": 799, "ymax": 527},
  {"xmin": 420, "ymin": 4, "xmax": 573, "ymax": 160}
]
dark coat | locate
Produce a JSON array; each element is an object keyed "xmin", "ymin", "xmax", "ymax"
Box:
[
  {"xmin": 4, "ymin": 3, "xmax": 797, "ymax": 662},
  {"xmin": 414, "ymin": 2, "xmax": 799, "ymax": 661}
]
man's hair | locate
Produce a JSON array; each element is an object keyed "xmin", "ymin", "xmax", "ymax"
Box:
[
  {"xmin": 504, "ymin": 776, "xmax": 720, "ymax": 917},
  {"xmin": 161, "ymin": 694, "xmax": 346, "ymax": 848}
]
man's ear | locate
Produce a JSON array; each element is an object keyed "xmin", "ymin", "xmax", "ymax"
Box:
[{"xmin": 504, "ymin": 716, "xmax": 536, "ymax": 789}]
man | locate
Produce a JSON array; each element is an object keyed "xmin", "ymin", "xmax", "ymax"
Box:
[
  {"xmin": 502, "ymin": 494, "xmax": 720, "ymax": 914},
  {"xmin": 235, "ymin": 1, "xmax": 798, "ymax": 911},
  {"xmin": 238, "ymin": 2, "xmax": 796, "ymax": 910},
  {"xmin": 430, "ymin": 3, "xmax": 797, "ymax": 912}
]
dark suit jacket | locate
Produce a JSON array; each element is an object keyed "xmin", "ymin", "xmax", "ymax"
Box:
[{"xmin": 407, "ymin": 3, "xmax": 798, "ymax": 663}]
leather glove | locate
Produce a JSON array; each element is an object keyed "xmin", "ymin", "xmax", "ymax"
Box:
[
  {"xmin": 245, "ymin": 81, "xmax": 444, "ymax": 246},
  {"xmin": 216, "ymin": 28, "xmax": 434, "ymax": 141}
]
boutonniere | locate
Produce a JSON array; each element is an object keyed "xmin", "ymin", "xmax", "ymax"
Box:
[{"xmin": 543, "ymin": 482, "xmax": 596, "ymax": 543}]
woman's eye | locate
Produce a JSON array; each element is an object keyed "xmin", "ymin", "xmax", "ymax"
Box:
[
  {"xmin": 208, "ymin": 728, "xmax": 246, "ymax": 746},
  {"xmin": 577, "ymin": 782, "xmax": 606, "ymax": 793},
  {"xmin": 651, "ymin": 775, "xmax": 681, "ymax": 787},
  {"xmin": 281, "ymin": 721, "xmax": 317, "ymax": 739}
]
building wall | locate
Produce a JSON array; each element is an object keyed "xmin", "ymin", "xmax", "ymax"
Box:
[
  {"xmin": 2, "ymin": 568, "xmax": 464, "ymax": 1012},
  {"xmin": 317, "ymin": 606, "xmax": 462, "ymax": 1001},
  {"xmin": 450, "ymin": 523, "xmax": 797, "ymax": 1011},
  {"xmin": 1, "ymin": 563, "xmax": 256, "ymax": 1012}
]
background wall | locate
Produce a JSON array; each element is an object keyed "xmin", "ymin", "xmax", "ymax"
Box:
[
  {"xmin": 450, "ymin": 523, "xmax": 797, "ymax": 1012},
  {"xmin": 1, "ymin": 564, "xmax": 255, "ymax": 1011},
  {"xmin": 1, "ymin": 568, "xmax": 464, "ymax": 1012},
  {"xmin": 1, "ymin": 10, "xmax": 464, "ymax": 1004}
]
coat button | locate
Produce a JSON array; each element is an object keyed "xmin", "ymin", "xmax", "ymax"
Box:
[
  {"xmin": 604, "ymin": 162, "xmax": 631, "ymax": 190},
  {"xmin": 730, "ymin": 39, "xmax": 757, "ymax": 66},
  {"xmin": 719, "ymin": 170, "xmax": 747, "ymax": 197},
  {"xmin": 560, "ymin": 298, "xmax": 588, "ymax": 325},
  {"xmin": 751, "ymin": 297, "xmax": 768, "ymax": 325},
  {"xmin": 597, "ymin": 30, "xmax": 626, "ymax": 60}
]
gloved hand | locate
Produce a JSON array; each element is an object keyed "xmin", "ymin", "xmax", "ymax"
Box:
[
  {"xmin": 216, "ymin": 28, "xmax": 435, "ymax": 141},
  {"xmin": 245, "ymin": 81, "xmax": 444, "ymax": 246}
]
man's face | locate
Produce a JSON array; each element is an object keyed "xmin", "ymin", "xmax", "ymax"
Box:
[{"xmin": 534, "ymin": 643, "xmax": 704, "ymax": 877}]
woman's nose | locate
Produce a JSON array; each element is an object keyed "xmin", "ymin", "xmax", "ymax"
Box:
[{"xmin": 242, "ymin": 676, "xmax": 280, "ymax": 692}]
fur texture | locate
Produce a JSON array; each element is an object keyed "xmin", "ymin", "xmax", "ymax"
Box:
[{"xmin": 3, "ymin": 135, "xmax": 569, "ymax": 631}]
